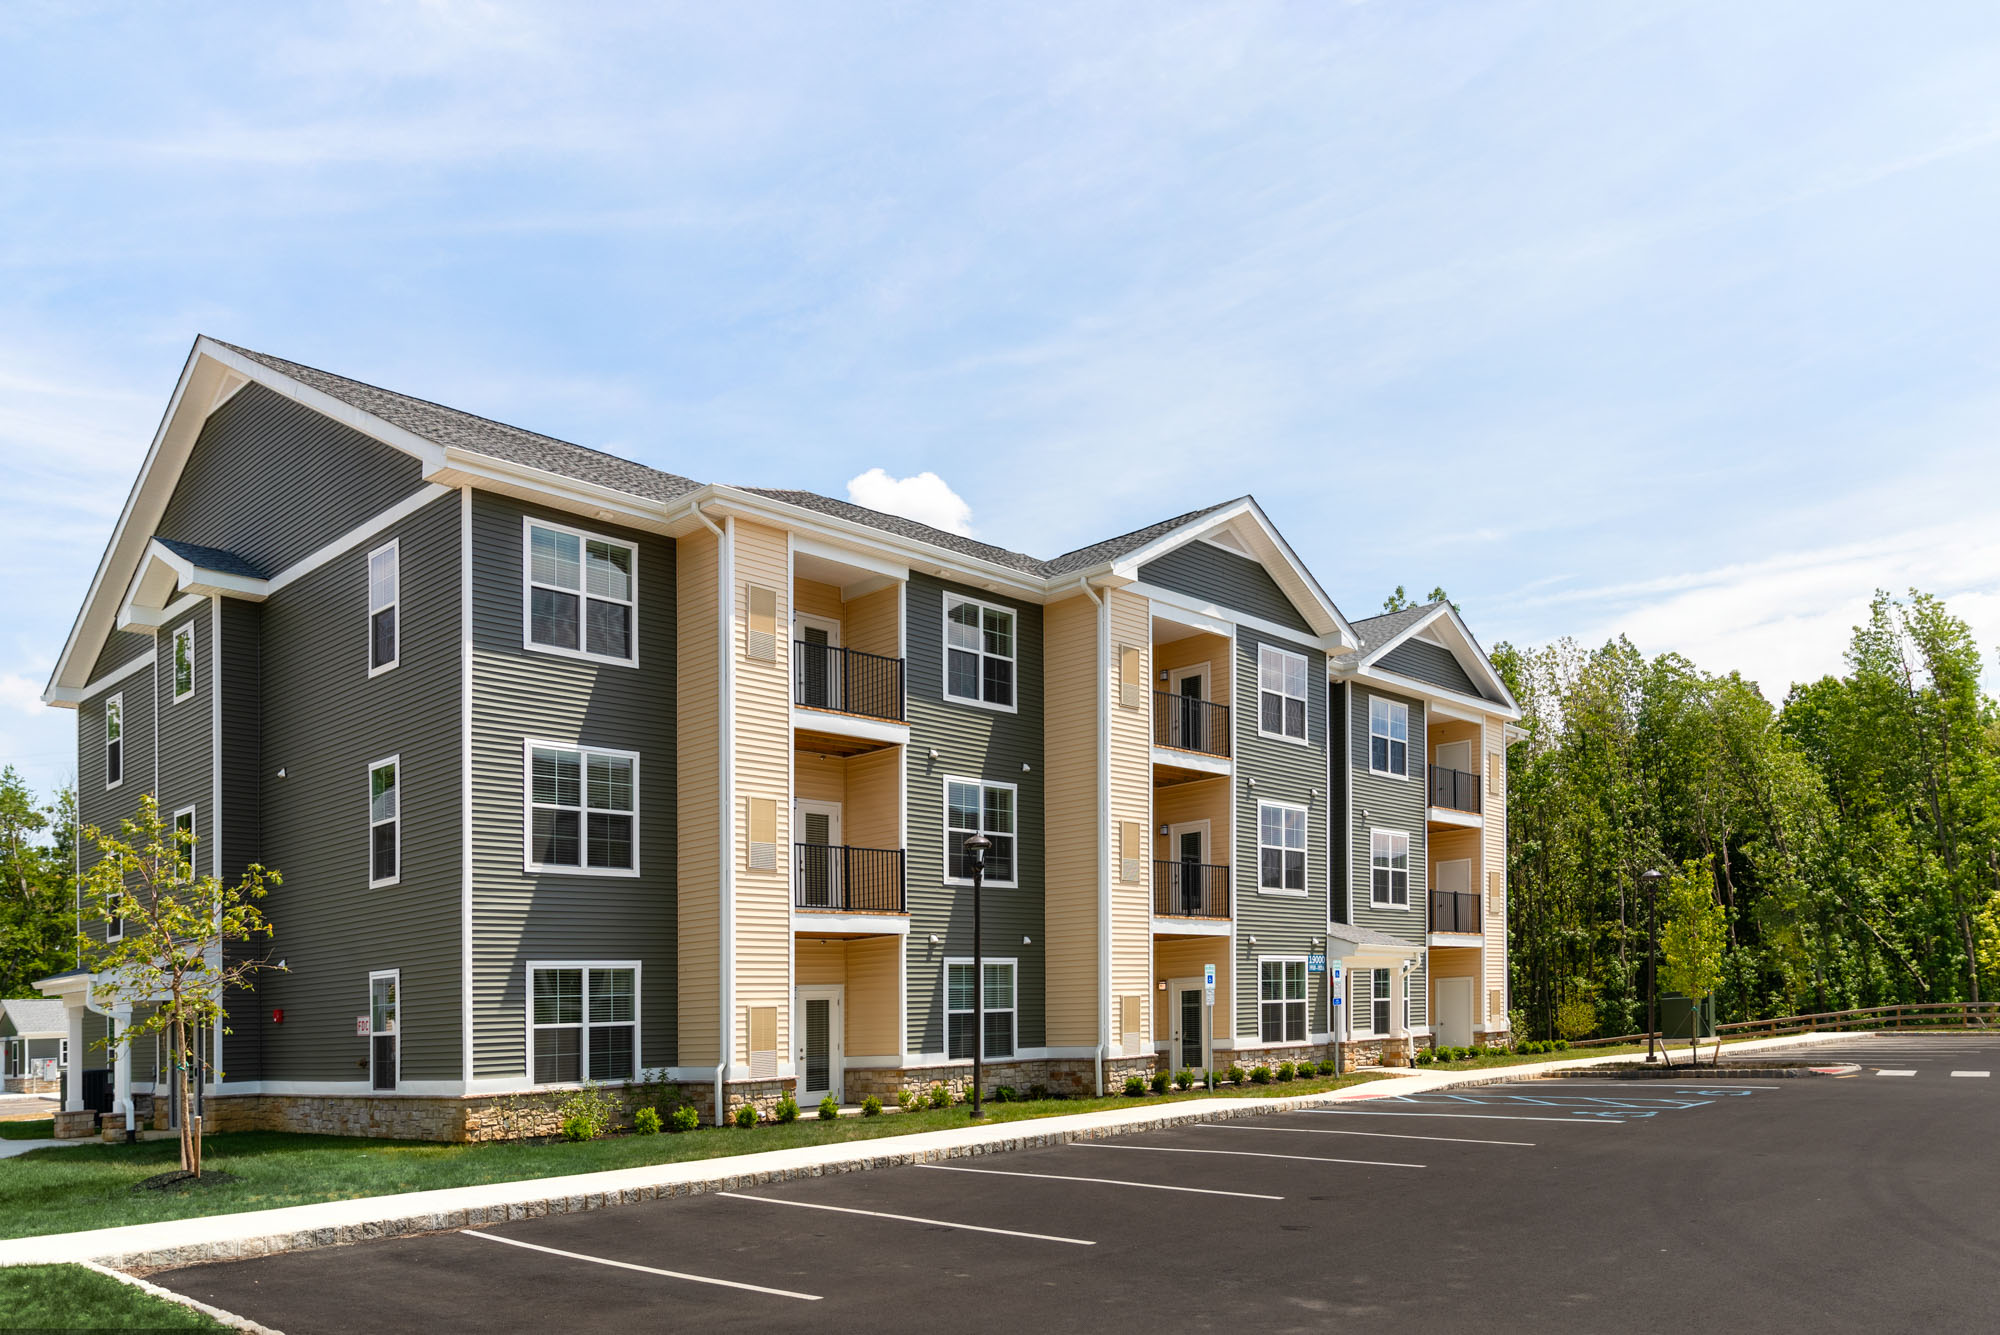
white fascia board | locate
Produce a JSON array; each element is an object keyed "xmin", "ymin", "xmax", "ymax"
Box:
[
  {"xmin": 1354, "ymin": 602, "xmax": 1518, "ymax": 713},
  {"xmin": 198, "ymin": 338, "xmax": 446, "ymax": 473},
  {"xmin": 1124, "ymin": 581, "xmax": 1347, "ymax": 655},
  {"xmin": 432, "ymin": 449, "xmax": 674, "ymax": 533},
  {"xmin": 790, "ymin": 533, "xmax": 909, "ymax": 583},
  {"xmin": 1351, "ymin": 665, "xmax": 1521, "ymax": 722},
  {"xmin": 117, "ymin": 592, "xmax": 208, "ymax": 633}
]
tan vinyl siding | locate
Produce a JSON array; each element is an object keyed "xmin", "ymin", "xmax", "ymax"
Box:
[
  {"xmin": 794, "ymin": 577, "xmax": 844, "ymax": 625},
  {"xmin": 1153, "ymin": 936, "xmax": 1231, "ymax": 1045},
  {"xmin": 1483, "ymin": 714, "xmax": 1508, "ymax": 1022},
  {"xmin": 1106, "ymin": 590, "xmax": 1152, "ymax": 1052},
  {"xmin": 796, "ymin": 938, "xmax": 845, "ymax": 986},
  {"xmin": 843, "ymin": 585, "xmax": 901, "ymax": 659},
  {"xmin": 1152, "ymin": 631, "xmax": 1232, "ymax": 710},
  {"xmin": 846, "ymin": 934, "xmax": 901, "ymax": 1057},
  {"xmin": 676, "ymin": 527, "xmax": 722, "ymax": 1068},
  {"xmin": 1152, "ymin": 776, "xmax": 1230, "ymax": 865},
  {"xmin": 845, "ymin": 747, "xmax": 900, "ymax": 851},
  {"xmin": 795, "ymin": 751, "xmax": 845, "ymax": 804},
  {"xmin": 1041, "ymin": 592, "xmax": 1100, "ymax": 1049},
  {"xmin": 732, "ymin": 521, "xmax": 792, "ymax": 1065}
]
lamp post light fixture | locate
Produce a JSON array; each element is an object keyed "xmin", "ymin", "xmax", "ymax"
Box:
[
  {"xmin": 964, "ymin": 831, "xmax": 992, "ymax": 1119},
  {"xmin": 1641, "ymin": 868, "xmax": 1664, "ymax": 1064}
]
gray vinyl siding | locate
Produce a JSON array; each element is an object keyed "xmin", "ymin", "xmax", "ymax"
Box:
[
  {"xmin": 1379, "ymin": 639, "xmax": 1482, "ymax": 700},
  {"xmin": 219, "ymin": 599, "xmax": 265, "ymax": 1083},
  {"xmin": 1232, "ymin": 626, "xmax": 1329, "ymax": 1040},
  {"xmin": 255, "ymin": 489, "xmax": 463, "ymax": 1083},
  {"xmin": 1137, "ymin": 542, "xmax": 1313, "ymax": 635},
  {"xmin": 155, "ymin": 601, "xmax": 212, "ymax": 881},
  {"xmin": 1329, "ymin": 681, "xmax": 1349, "ymax": 925},
  {"xmin": 469, "ymin": 493, "xmax": 677, "ymax": 1080},
  {"xmin": 26, "ymin": 1037, "xmax": 62, "ymax": 1064},
  {"xmin": 903, "ymin": 574, "xmax": 1045, "ymax": 1056},
  {"xmin": 90, "ymin": 627, "xmax": 152, "ymax": 684},
  {"xmin": 81, "ymin": 1009, "xmax": 110, "ymax": 1074},
  {"xmin": 1349, "ymin": 684, "xmax": 1429, "ymax": 1027},
  {"xmin": 76, "ymin": 657, "xmax": 156, "ymax": 949},
  {"xmin": 156, "ymin": 381, "xmax": 427, "ymax": 577}
]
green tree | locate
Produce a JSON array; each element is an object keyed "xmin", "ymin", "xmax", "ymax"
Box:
[
  {"xmin": 0, "ymin": 770, "xmax": 72, "ymax": 997},
  {"xmin": 1659, "ymin": 859, "xmax": 1728, "ymax": 1064},
  {"xmin": 78, "ymin": 795, "xmax": 281, "ymax": 1175}
]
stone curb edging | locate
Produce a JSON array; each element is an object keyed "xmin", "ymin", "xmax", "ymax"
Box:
[{"xmin": 79, "ymin": 1259, "xmax": 280, "ymax": 1334}]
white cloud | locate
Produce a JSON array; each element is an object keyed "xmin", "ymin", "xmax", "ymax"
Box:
[
  {"xmin": 844, "ymin": 468, "xmax": 975, "ymax": 537},
  {"xmin": 0, "ymin": 673, "xmax": 44, "ymax": 717}
]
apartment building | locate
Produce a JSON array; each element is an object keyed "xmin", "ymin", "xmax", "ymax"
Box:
[{"xmin": 38, "ymin": 337, "xmax": 1519, "ymax": 1140}]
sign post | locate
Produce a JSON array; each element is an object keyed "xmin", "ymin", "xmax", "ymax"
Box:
[
  {"xmin": 1203, "ymin": 964, "xmax": 1216, "ymax": 1091},
  {"xmin": 1329, "ymin": 964, "xmax": 1345, "ymax": 1077}
]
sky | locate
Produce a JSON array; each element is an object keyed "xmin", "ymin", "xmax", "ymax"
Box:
[{"xmin": 4, "ymin": 0, "xmax": 2000, "ymax": 800}]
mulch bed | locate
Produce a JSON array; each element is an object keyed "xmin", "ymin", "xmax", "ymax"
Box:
[{"xmin": 133, "ymin": 1170, "xmax": 242, "ymax": 1193}]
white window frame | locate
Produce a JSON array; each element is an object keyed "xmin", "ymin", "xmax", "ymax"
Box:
[
  {"xmin": 1256, "ymin": 643, "xmax": 1309, "ymax": 744},
  {"xmin": 172, "ymin": 806, "xmax": 196, "ymax": 885},
  {"xmin": 1258, "ymin": 956, "xmax": 1309, "ymax": 1044},
  {"xmin": 368, "ymin": 969, "xmax": 400, "ymax": 1091},
  {"xmin": 104, "ymin": 692, "xmax": 124, "ymax": 791},
  {"xmin": 1370, "ymin": 828, "xmax": 1411, "ymax": 909},
  {"xmin": 522, "ymin": 740, "xmax": 642, "ymax": 877},
  {"xmin": 521, "ymin": 516, "xmax": 640, "ymax": 668},
  {"xmin": 367, "ymin": 539, "xmax": 400, "ymax": 677},
  {"xmin": 942, "ymin": 592, "xmax": 1018, "ymax": 714},
  {"xmin": 1369, "ymin": 696, "xmax": 1410, "ymax": 778},
  {"xmin": 943, "ymin": 956, "xmax": 1017, "ymax": 1062},
  {"xmin": 942, "ymin": 776, "xmax": 1018, "ymax": 888},
  {"xmin": 59, "ymin": 1038, "xmax": 68, "ymax": 1068},
  {"xmin": 171, "ymin": 623, "xmax": 195, "ymax": 703},
  {"xmin": 525, "ymin": 960, "xmax": 642, "ymax": 1087},
  {"xmin": 1355, "ymin": 966, "xmax": 1391, "ymax": 1036},
  {"xmin": 368, "ymin": 756, "xmax": 401, "ymax": 889},
  {"xmin": 1257, "ymin": 800, "xmax": 1308, "ymax": 896}
]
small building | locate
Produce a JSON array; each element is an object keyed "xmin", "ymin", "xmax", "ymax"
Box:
[{"xmin": 0, "ymin": 998, "xmax": 69, "ymax": 1094}]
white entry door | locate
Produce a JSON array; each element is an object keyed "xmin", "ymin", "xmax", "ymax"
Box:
[
  {"xmin": 1166, "ymin": 976, "xmax": 1209, "ymax": 1075},
  {"xmin": 1435, "ymin": 976, "xmax": 1474, "ymax": 1048},
  {"xmin": 795, "ymin": 985, "xmax": 844, "ymax": 1105},
  {"xmin": 793, "ymin": 799, "xmax": 844, "ymax": 910}
]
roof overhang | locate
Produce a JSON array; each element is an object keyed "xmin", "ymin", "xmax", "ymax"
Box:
[
  {"xmin": 1343, "ymin": 602, "xmax": 1519, "ymax": 716},
  {"xmin": 115, "ymin": 539, "xmax": 270, "ymax": 633}
]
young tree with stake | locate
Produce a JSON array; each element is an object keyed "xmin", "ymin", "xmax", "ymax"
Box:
[{"xmin": 1659, "ymin": 858, "xmax": 1728, "ymax": 1067}]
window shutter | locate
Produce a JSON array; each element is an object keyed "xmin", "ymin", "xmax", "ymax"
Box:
[
  {"xmin": 1487, "ymin": 870, "xmax": 1503, "ymax": 914},
  {"xmin": 748, "ymin": 1005, "xmax": 778, "ymax": 1077},
  {"xmin": 1120, "ymin": 995, "xmax": 1141, "ymax": 1051},
  {"xmin": 1119, "ymin": 821, "xmax": 1142, "ymax": 884},
  {"xmin": 1118, "ymin": 645, "xmax": 1142, "ymax": 710},
  {"xmin": 747, "ymin": 797, "xmax": 777, "ymax": 870},
  {"xmin": 1489, "ymin": 988, "xmax": 1505, "ymax": 1022},
  {"xmin": 746, "ymin": 584, "xmax": 778, "ymax": 661}
]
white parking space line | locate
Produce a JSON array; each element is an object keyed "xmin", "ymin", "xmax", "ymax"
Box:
[
  {"xmin": 1198, "ymin": 1123, "xmax": 1533, "ymax": 1147},
  {"xmin": 1950, "ymin": 1071, "xmax": 1990, "ymax": 1078},
  {"xmin": 1877, "ymin": 1070, "xmax": 1917, "ymax": 1077},
  {"xmin": 1304, "ymin": 1109, "xmax": 1618, "ymax": 1125},
  {"xmin": 916, "ymin": 1163, "xmax": 1283, "ymax": 1200},
  {"xmin": 1072, "ymin": 1142, "xmax": 1423, "ymax": 1169},
  {"xmin": 1497, "ymin": 1082, "xmax": 1781, "ymax": 1090},
  {"xmin": 716, "ymin": 1191, "xmax": 1096, "ymax": 1245},
  {"xmin": 461, "ymin": 1230, "xmax": 822, "ymax": 1301}
]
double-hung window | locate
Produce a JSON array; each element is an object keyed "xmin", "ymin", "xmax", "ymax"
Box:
[
  {"xmin": 1371, "ymin": 967, "xmax": 1393, "ymax": 1035},
  {"xmin": 944, "ymin": 594, "xmax": 1015, "ymax": 709},
  {"xmin": 525, "ymin": 519, "xmax": 637, "ymax": 664},
  {"xmin": 527, "ymin": 744, "xmax": 638, "ymax": 873},
  {"xmin": 945, "ymin": 778, "xmax": 1015, "ymax": 885},
  {"xmin": 530, "ymin": 964, "xmax": 637, "ymax": 1083},
  {"xmin": 946, "ymin": 959, "xmax": 1016, "ymax": 1060},
  {"xmin": 104, "ymin": 694, "xmax": 123, "ymax": 789},
  {"xmin": 172, "ymin": 624, "xmax": 195, "ymax": 702},
  {"xmin": 173, "ymin": 807, "xmax": 196, "ymax": 884},
  {"xmin": 368, "ymin": 541, "xmax": 399, "ymax": 674},
  {"xmin": 1258, "ymin": 644, "xmax": 1308, "ymax": 741},
  {"xmin": 1260, "ymin": 958, "xmax": 1307, "ymax": 1043},
  {"xmin": 369, "ymin": 971, "xmax": 399, "ymax": 1091},
  {"xmin": 1370, "ymin": 830, "xmax": 1410, "ymax": 907},
  {"xmin": 369, "ymin": 758, "xmax": 400, "ymax": 887},
  {"xmin": 1258, "ymin": 801, "xmax": 1306, "ymax": 892},
  {"xmin": 1369, "ymin": 697, "xmax": 1409, "ymax": 776}
]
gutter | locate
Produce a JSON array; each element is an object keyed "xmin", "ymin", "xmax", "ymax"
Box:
[
  {"xmin": 686, "ymin": 503, "xmax": 734, "ymax": 1125},
  {"xmin": 1075, "ymin": 578, "xmax": 1109, "ymax": 1098}
]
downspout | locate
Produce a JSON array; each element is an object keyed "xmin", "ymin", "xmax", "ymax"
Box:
[
  {"xmin": 1076, "ymin": 578, "xmax": 1109, "ymax": 1097},
  {"xmin": 688, "ymin": 503, "xmax": 733, "ymax": 1125}
]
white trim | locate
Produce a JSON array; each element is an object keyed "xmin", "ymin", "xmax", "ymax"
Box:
[
  {"xmin": 1165, "ymin": 818, "xmax": 1212, "ymax": 864},
  {"xmin": 520, "ymin": 514, "xmax": 639, "ymax": 668},
  {"xmin": 1428, "ymin": 806, "xmax": 1483, "ymax": 830},
  {"xmin": 942, "ymin": 775, "xmax": 1020, "ymax": 889},
  {"xmin": 1255, "ymin": 643, "xmax": 1310, "ymax": 745},
  {"xmin": 790, "ymin": 533, "xmax": 909, "ymax": 583},
  {"xmin": 171, "ymin": 806, "xmax": 196, "ymax": 885},
  {"xmin": 791, "ymin": 911, "xmax": 913, "ymax": 935},
  {"xmin": 717, "ymin": 514, "xmax": 736, "ymax": 1100},
  {"xmin": 103, "ymin": 691, "xmax": 125, "ymax": 790},
  {"xmin": 1256, "ymin": 798, "xmax": 1308, "ymax": 894},
  {"xmin": 368, "ymin": 969, "xmax": 401, "ymax": 1092},
  {"xmin": 524, "ymin": 960, "xmax": 642, "ymax": 1086},
  {"xmin": 71, "ymin": 650, "xmax": 156, "ymax": 703},
  {"xmin": 368, "ymin": 755, "xmax": 402, "ymax": 889},
  {"xmin": 209, "ymin": 597, "xmax": 221, "ymax": 887},
  {"xmin": 943, "ymin": 956, "xmax": 1018, "ymax": 1061},
  {"xmin": 1351, "ymin": 601, "xmax": 1518, "ymax": 714},
  {"xmin": 170, "ymin": 623, "xmax": 195, "ymax": 703},
  {"xmin": 1349, "ymin": 664, "xmax": 1519, "ymax": 724},
  {"xmin": 269, "ymin": 485, "xmax": 457, "ymax": 595},
  {"xmin": 793, "ymin": 983, "xmax": 844, "ymax": 1103},
  {"xmin": 1150, "ymin": 916, "xmax": 1232, "ymax": 937},
  {"xmin": 789, "ymin": 706, "xmax": 909, "ymax": 748},
  {"xmin": 460, "ymin": 486, "xmax": 475, "ymax": 1089},
  {"xmin": 1126, "ymin": 581, "xmax": 1344, "ymax": 656},
  {"xmin": 367, "ymin": 538, "xmax": 400, "ymax": 677},
  {"xmin": 1166, "ymin": 661, "xmax": 1211, "ymax": 699},
  {"xmin": 940, "ymin": 591, "xmax": 1019, "ymax": 714},
  {"xmin": 1254, "ymin": 955, "xmax": 1310, "ymax": 1045},
  {"xmin": 521, "ymin": 739, "xmax": 642, "ymax": 877},
  {"xmin": 1368, "ymin": 695, "xmax": 1411, "ymax": 778},
  {"xmin": 1151, "ymin": 745, "xmax": 1230, "ymax": 776},
  {"xmin": 1369, "ymin": 828, "xmax": 1412, "ymax": 909}
]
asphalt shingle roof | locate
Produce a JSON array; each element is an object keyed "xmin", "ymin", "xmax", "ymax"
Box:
[
  {"xmin": 154, "ymin": 537, "xmax": 264, "ymax": 580},
  {"xmin": 1039, "ymin": 500, "xmax": 1239, "ymax": 577},
  {"xmin": 0, "ymin": 998, "xmax": 66, "ymax": 1036},
  {"xmin": 1349, "ymin": 601, "xmax": 1445, "ymax": 651},
  {"xmin": 739, "ymin": 489, "xmax": 1047, "ymax": 574}
]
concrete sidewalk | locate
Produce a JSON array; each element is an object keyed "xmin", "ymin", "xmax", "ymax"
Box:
[{"xmin": 0, "ymin": 1032, "xmax": 1859, "ymax": 1272}]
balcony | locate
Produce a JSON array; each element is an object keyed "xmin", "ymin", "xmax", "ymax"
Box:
[
  {"xmin": 1429, "ymin": 890, "xmax": 1481, "ymax": 935},
  {"xmin": 794, "ymin": 641, "xmax": 905, "ymax": 724},
  {"xmin": 1428, "ymin": 765, "xmax": 1481, "ymax": 815},
  {"xmin": 1153, "ymin": 691, "xmax": 1230, "ymax": 759},
  {"xmin": 1153, "ymin": 861, "xmax": 1231, "ymax": 921},
  {"xmin": 794, "ymin": 844, "xmax": 906, "ymax": 915}
]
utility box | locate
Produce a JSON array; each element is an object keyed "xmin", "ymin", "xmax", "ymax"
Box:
[{"xmin": 1661, "ymin": 993, "xmax": 1716, "ymax": 1040}]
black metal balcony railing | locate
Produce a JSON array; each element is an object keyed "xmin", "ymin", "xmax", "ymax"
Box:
[
  {"xmin": 1430, "ymin": 890, "xmax": 1482, "ymax": 934},
  {"xmin": 794, "ymin": 641, "xmax": 905, "ymax": 723},
  {"xmin": 1152, "ymin": 861, "xmax": 1231, "ymax": 920},
  {"xmin": 1153, "ymin": 691, "xmax": 1231, "ymax": 758},
  {"xmin": 793, "ymin": 844, "xmax": 906, "ymax": 914},
  {"xmin": 1428, "ymin": 764, "xmax": 1481, "ymax": 814}
]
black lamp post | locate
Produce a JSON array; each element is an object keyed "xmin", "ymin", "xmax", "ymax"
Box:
[
  {"xmin": 964, "ymin": 831, "xmax": 991, "ymax": 1119},
  {"xmin": 1641, "ymin": 868, "xmax": 1664, "ymax": 1064}
]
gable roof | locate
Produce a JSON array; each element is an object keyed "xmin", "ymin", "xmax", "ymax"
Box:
[
  {"xmin": 1350, "ymin": 602, "xmax": 1446, "ymax": 652},
  {"xmin": 1347, "ymin": 600, "xmax": 1518, "ymax": 715},
  {"xmin": 0, "ymin": 998, "xmax": 66, "ymax": 1037},
  {"xmin": 153, "ymin": 538, "xmax": 265, "ymax": 581},
  {"xmin": 1039, "ymin": 501, "xmax": 1237, "ymax": 577},
  {"xmin": 737, "ymin": 488, "xmax": 1047, "ymax": 575}
]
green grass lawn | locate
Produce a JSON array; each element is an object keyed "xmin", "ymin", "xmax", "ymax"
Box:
[
  {"xmin": 1420, "ymin": 1033, "xmax": 1780, "ymax": 1073},
  {"xmin": 0, "ymin": 1117, "xmax": 55, "ymax": 1140},
  {"xmin": 0, "ymin": 1265, "xmax": 226, "ymax": 1330},
  {"xmin": 0, "ymin": 1070, "xmax": 1387, "ymax": 1241}
]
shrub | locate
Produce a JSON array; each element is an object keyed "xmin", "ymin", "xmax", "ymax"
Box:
[
  {"xmin": 1319, "ymin": 1059, "xmax": 1340, "ymax": 1076},
  {"xmin": 818, "ymin": 1095, "xmax": 839, "ymax": 1121},
  {"xmin": 555, "ymin": 1082, "xmax": 617, "ymax": 1141},
  {"xmin": 1123, "ymin": 1075, "xmax": 1146, "ymax": 1096},
  {"xmin": 1028, "ymin": 1083, "xmax": 1051, "ymax": 1101},
  {"xmin": 560, "ymin": 1115, "xmax": 593, "ymax": 1142},
  {"xmin": 1554, "ymin": 1039, "xmax": 1571, "ymax": 1051},
  {"xmin": 1150, "ymin": 1070, "xmax": 1170, "ymax": 1094},
  {"xmin": 993, "ymin": 1085, "xmax": 1016, "ymax": 1103},
  {"xmin": 733, "ymin": 1102, "xmax": 758, "ymax": 1129},
  {"xmin": 669, "ymin": 1104, "xmax": 699, "ymax": 1133},
  {"xmin": 1249, "ymin": 1065, "xmax": 1273, "ymax": 1085},
  {"xmin": 1174, "ymin": 1068, "xmax": 1194, "ymax": 1091},
  {"xmin": 1275, "ymin": 1061, "xmax": 1296, "ymax": 1081},
  {"xmin": 1414, "ymin": 1049, "xmax": 1434, "ymax": 1066},
  {"xmin": 774, "ymin": 1094, "xmax": 800, "ymax": 1124},
  {"xmin": 929, "ymin": 1083, "xmax": 952, "ymax": 1109},
  {"xmin": 861, "ymin": 1096, "xmax": 884, "ymax": 1117},
  {"xmin": 1226, "ymin": 1064, "xmax": 1248, "ymax": 1085},
  {"xmin": 633, "ymin": 1107, "xmax": 662, "ymax": 1135},
  {"xmin": 897, "ymin": 1089, "xmax": 918, "ymax": 1110}
]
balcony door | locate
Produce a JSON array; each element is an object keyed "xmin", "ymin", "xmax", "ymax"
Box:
[
  {"xmin": 797, "ymin": 615, "xmax": 842, "ymax": 711},
  {"xmin": 1434, "ymin": 739, "xmax": 1473, "ymax": 773},
  {"xmin": 1168, "ymin": 821, "xmax": 1209, "ymax": 916},
  {"xmin": 1168, "ymin": 663, "xmax": 1208, "ymax": 751},
  {"xmin": 794, "ymin": 985, "xmax": 844, "ymax": 1105},
  {"xmin": 794, "ymin": 799, "xmax": 843, "ymax": 909},
  {"xmin": 1166, "ymin": 975, "xmax": 1209, "ymax": 1075}
]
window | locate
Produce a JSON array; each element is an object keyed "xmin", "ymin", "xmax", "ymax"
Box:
[
  {"xmin": 944, "ymin": 594, "xmax": 1015, "ymax": 709},
  {"xmin": 1258, "ymin": 644, "xmax": 1308, "ymax": 741},
  {"xmin": 60, "ymin": 1039, "xmax": 68, "ymax": 1068},
  {"xmin": 368, "ymin": 541, "xmax": 399, "ymax": 674},
  {"xmin": 946, "ymin": 959, "xmax": 1015, "ymax": 1060},
  {"xmin": 526, "ymin": 744, "xmax": 638, "ymax": 874},
  {"xmin": 104, "ymin": 694, "xmax": 123, "ymax": 789},
  {"xmin": 369, "ymin": 971, "xmax": 399, "ymax": 1091},
  {"xmin": 173, "ymin": 807, "xmax": 195, "ymax": 884},
  {"xmin": 1372, "ymin": 967, "xmax": 1392, "ymax": 1035},
  {"xmin": 1260, "ymin": 958, "xmax": 1307, "ymax": 1043},
  {"xmin": 369, "ymin": 758, "xmax": 400, "ymax": 887},
  {"xmin": 525, "ymin": 519, "xmax": 636, "ymax": 664},
  {"xmin": 1369, "ymin": 697, "xmax": 1409, "ymax": 776},
  {"xmin": 172, "ymin": 623, "xmax": 195, "ymax": 702},
  {"xmin": 945, "ymin": 778, "xmax": 1015, "ymax": 885},
  {"xmin": 530, "ymin": 964, "xmax": 637, "ymax": 1083},
  {"xmin": 1258, "ymin": 802, "xmax": 1306, "ymax": 892},
  {"xmin": 1371, "ymin": 830, "xmax": 1410, "ymax": 907}
]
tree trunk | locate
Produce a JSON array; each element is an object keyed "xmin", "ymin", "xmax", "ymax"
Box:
[{"xmin": 174, "ymin": 1015, "xmax": 195, "ymax": 1176}]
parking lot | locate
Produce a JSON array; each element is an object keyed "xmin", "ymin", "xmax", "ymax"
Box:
[{"xmin": 155, "ymin": 1038, "xmax": 2000, "ymax": 1333}]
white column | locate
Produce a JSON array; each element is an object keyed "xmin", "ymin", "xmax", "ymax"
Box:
[
  {"xmin": 64, "ymin": 1004, "xmax": 86, "ymax": 1112},
  {"xmin": 111, "ymin": 1011, "xmax": 134, "ymax": 1132}
]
